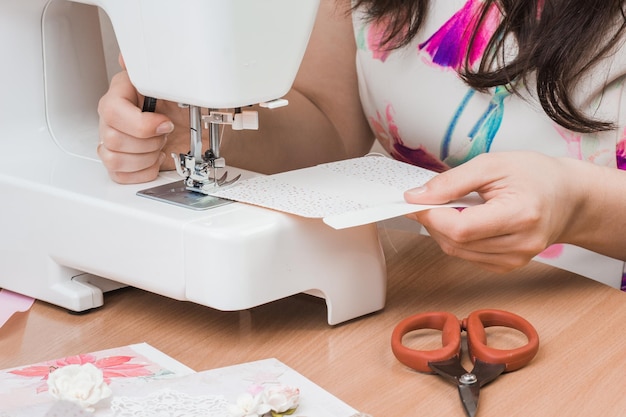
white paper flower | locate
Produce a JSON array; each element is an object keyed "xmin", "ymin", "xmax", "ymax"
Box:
[
  {"xmin": 47, "ymin": 363, "xmax": 112, "ymax": 411},
  {"xmin": 263, "ymin": 385, "xmax": 300, "ymax": 414},
  {"xmin": 228, "ymin": 392, "xmax": 272, "ymax": 417}
]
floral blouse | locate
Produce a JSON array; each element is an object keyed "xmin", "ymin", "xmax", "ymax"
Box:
[{"xmin": 352, "ymin": 0, "xmax": 626, "ymax": 289}]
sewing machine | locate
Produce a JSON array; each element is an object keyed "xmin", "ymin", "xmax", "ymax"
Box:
[{"xmin": 0, "ymin": 0, "xmax": 387, "ymax": 325}]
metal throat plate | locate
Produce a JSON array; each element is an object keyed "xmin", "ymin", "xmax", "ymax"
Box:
[{"xmin": 137, "ymin": 180, "xmax": 234, "ymax": 211}]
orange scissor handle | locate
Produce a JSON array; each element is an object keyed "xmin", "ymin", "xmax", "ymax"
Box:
[
  {"xmin": 464, "ymin": 309, "xmax": 539, "ymax": 372},
  {"xmin": 391, "ymin": 311, "xmax": 462, "ymax": 373},
  {"xmin": 391, "ymin": 309, "xmax": 540, "ymax": 373}
]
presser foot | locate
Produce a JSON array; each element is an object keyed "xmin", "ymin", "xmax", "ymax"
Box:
[
  {"xmin": 171, "ymin": 152, "xmax": 241, "ymax": 194},
  {"xmin": 185, "ymin": 171, "xmax": 242, "ymax": 195}
]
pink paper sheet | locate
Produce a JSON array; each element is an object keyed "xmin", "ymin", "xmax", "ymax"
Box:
[{"xmin": 0, "ymin": 289, "xmax": 35, "ymax": 329}]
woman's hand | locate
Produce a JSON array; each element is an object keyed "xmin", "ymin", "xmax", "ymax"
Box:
[
  {"xmin": 97, "ymin": 57, "xmax": 192, "ymax": 184},
  {"xmin": 404, "ymin": 152, "xmax": 590, "ymax": 272}
]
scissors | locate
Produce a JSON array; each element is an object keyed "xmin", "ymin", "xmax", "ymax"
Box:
[{"xmin": 391, "ymin": 309, "xmax": 539, "ymax": 417}]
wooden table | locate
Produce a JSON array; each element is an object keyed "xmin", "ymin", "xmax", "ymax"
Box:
[{"xmin": 1, "ymin": 228, "xmax": 625, "ymax": 416}]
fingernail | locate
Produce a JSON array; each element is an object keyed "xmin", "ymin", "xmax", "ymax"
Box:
[
  {"xmin": 156, "ymin": 121, "xmax": 174, "ymax": 135},
  {"xmin": 405, "ymin": 185, "xmax": 427, "ymax": 196}
]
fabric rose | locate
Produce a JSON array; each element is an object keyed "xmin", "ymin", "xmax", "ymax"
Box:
[
  {"xmin": 264, "ymin": 385, "xmax": 299, "ymax": 415},
  {"xmin": 228, "ymin": 392, "xmax": 272, "ymax": 417},
  {"xmin": 229, "ymin": 385, "xmax": 300, "ymax": 417},
  {"xmin": 47, "ymin": 363, "xmax": 112, "ymax": 411}
]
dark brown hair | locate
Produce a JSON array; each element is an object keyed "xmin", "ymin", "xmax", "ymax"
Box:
[{"xmin": 353, "ymin": 0, "xmax": 626, "ymax": 133}]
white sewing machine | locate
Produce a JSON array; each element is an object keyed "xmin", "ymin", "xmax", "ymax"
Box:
[{"xmin": 0, "ymin": 0, "xmax": 387, "ymax": 325}]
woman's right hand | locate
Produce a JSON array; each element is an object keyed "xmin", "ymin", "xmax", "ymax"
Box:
[{"xmin": 97, "ymin": 66, "xmax": 189, "ymax": 184}]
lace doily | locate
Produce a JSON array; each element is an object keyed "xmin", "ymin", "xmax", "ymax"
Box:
[
  {"xmin": 44, "ymin": 400, "xmax": 91, "ymax": 416},
  {"xmin": 110, "ymin": 388, "xmax": 230, "ymax": 417}
]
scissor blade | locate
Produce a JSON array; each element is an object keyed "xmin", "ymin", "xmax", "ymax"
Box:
[
  {"xmin": 472, "ymin": 360, "xmax": 506, "ymax": 387},
  {"xmin": 458, "ymin": 383, "xmax": 480, "ymax": 417},
  {"xmin": 429, "ymin": 358, "xmax": 467, "ymax": 383}
]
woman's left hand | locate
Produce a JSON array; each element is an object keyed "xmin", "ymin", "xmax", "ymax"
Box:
[{"xmin": 404, "ymin": 151, "xmax": 585, "ymax": 272}]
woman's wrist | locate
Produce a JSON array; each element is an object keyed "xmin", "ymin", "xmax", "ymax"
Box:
[{"xmin": 557, "ymin": 157, "xmax": 626, "ymax": 260}]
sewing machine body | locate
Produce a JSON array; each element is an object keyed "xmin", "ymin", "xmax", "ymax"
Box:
[{"xmin": 0, "ymin": 0, "xmax": 387, "ymax": 325}]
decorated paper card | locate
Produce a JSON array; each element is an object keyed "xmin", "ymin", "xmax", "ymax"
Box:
[
  {"xmin": 0, "ymin": 343, "xmax": 194, "ymax": 415},
  {"xmin": 0, "ymin": 345, "xmax": 368, "ymax": 417},
  {"xmin": 101, "ymin": 358, "xmax": 361, "ymax": 417},
  {"xmin": 210, "ymin": 155, "xmax": 481, "ymax": 229}
]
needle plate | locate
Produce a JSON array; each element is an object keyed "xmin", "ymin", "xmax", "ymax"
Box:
[{"xmin": 137, "ymin": 180, "xmax": 233, "ymax": 211}]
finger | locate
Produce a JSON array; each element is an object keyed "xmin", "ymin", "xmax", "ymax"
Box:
[
  {"xmin": 97, "ymin": 142, "xmax": 165, "ymax": 174},
  {"xmin": 424, "ymin": 227, "xmax": 534, "ymax": 271},
  {"xmin": 404, "ymin": 154, "xmax": 499, "ymax": 204},
  {"xmin": 103, "ymin": 133, "xmax": 167, "ymax": 154},
  {"xmin": 413, "ymin": 197, "xmax": 533, "ymax": 243},
  {"xmin": 108, "ymin": 160, "xmax": 163, "ymax": 184},
  {"xmin": 429, "ymin": 225, "xmax": 540, "ymax": 258},
  {"xmin": 411, "ymin": 204, "xmax": 546, "ymax": 270},
  {"xmin": 99, "ymin": 118, "xmax": 167, "ymax": 154},
  {"xmin": 98, "ymin": 72, "xmax": 174, "ymax": 140}
]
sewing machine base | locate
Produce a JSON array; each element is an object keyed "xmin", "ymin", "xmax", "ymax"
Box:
[
  {"xmin": 0, "ymin": 143, "xmax": 387, "ymax": 325},
  {"xmin": 137, "ymin": 180, "xmax": 234, "ymax": 211}
]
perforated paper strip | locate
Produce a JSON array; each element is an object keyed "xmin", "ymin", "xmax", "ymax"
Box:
[{"xmin": 210, "ymin": 155, "xmax": 481, "ymax": 229}]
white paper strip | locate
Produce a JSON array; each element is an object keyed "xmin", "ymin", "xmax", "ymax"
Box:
[{"xmin": 210, "ymin": 155, "xmax": 481, "ymax": 229}]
